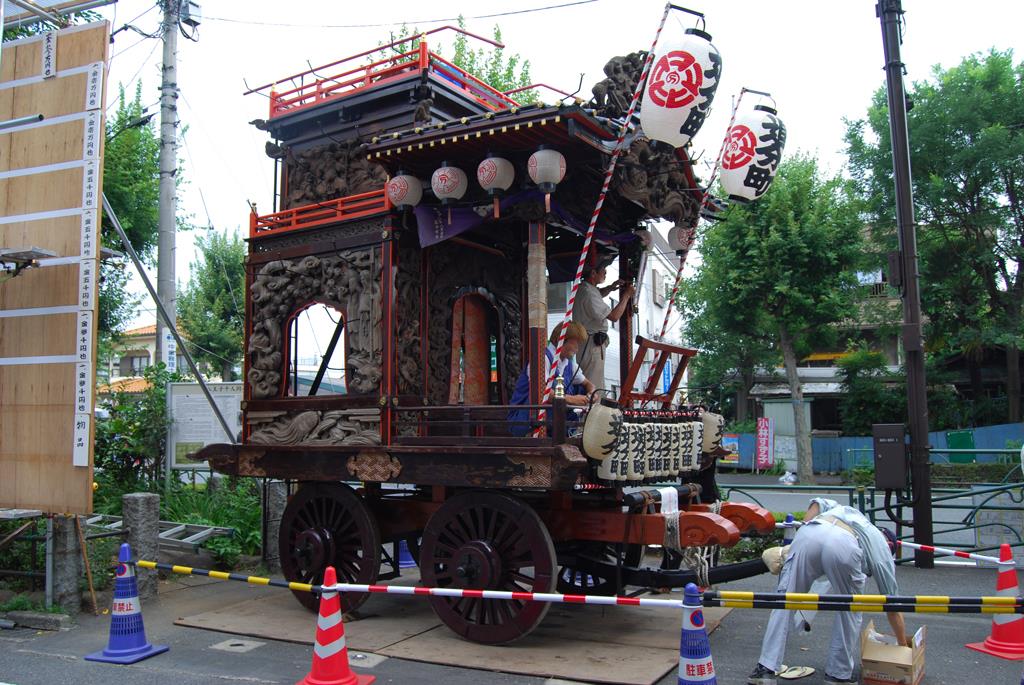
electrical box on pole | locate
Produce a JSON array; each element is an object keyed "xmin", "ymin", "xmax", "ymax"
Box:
[{"xmin": 872, "ymin": 423, "xmax": 908, "ymax": 490}]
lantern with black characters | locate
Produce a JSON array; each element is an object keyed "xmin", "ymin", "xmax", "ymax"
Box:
[{"xmin": 719, "ymin": 104, "xmax": 787, "ymax": 203}]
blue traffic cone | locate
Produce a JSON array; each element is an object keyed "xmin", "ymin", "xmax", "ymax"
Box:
[
  {"xmin": 782, "ymin": 514, "xmax": 796, "ymax": 546},
  {"xmin": 85, "ymin": 543, "xmax": 168, "ymax": 664},
  {"xmin": 678, "ymin": 583, "xmax": 716, "ymax": 684},
  {"xmin": 397, "ymin": 539, "xmax": 417, "ymax": 569}
]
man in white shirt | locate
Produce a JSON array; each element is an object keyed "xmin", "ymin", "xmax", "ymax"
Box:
[
  {"xmin": 572, "ymin": 259, "xmax": 634, "ymax": 395},
  {"xmin": 748, "ymin": 498, "xmax": 908, "ymax": 685}
]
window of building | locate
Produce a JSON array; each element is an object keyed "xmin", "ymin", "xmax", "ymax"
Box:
[
  {"xmin": 286, "ymin": 303, "xmax": 347, "ymax": 397},
  {"xmin": 118, "ymin": 352, "xmax": 150, "ymax": 377},
  {"xmin": 609, "ymin": 299, "xmax": 618, "ymax": 329},
  {"xmin": 547, "ymin": 282, "xmax": 569, "ymax": 313}
]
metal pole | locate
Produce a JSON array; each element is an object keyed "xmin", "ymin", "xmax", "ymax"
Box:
[
  {"xmin": 877, "ymin": 0, "xmax": 933, "ymax": 568},
  {"xmin": 156, "ymin": 0, "xmax": 180, "ymax": 370},
  {"xmin": 103, "ymin": 194, "xmax": 236, "ymax": 444}
]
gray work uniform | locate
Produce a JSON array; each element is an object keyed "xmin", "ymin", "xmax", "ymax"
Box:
[
  {"xmin": 573, "ymin": 280, "xmax": 611, "ymax": 393},
  {"xmin": 757, "ymin": 500, "xmax": 899, "ymax": 680}
]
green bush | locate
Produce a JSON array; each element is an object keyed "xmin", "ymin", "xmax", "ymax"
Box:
[
  {"xmin": 161, "ymin": 478, "xmax": 262, "ymax": 569},
  {"xmin": 931, "ymin": 462, "xmax": 1021, "ymax": 486}
]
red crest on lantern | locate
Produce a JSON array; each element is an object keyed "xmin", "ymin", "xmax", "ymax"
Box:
[
  {"xmin": 721, "ymin": 125, "xmax": 757, "ymax": 170},
  {"xmin": 647, "ymin": 50, "xmax": 703, "ymax": 109}
]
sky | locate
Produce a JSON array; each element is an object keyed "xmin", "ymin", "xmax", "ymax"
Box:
[{"xmin": 90, "ymin": 0, "xmax": 1024, "ymax": 328}]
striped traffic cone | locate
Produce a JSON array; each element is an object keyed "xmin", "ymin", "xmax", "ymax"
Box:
[
  {"xmin": 678, "ymin": 582, "xmax": 717, "ymax": 684},
  {"xmin": 782, "ymin": 514, "xmax": 796, "ymax": 546},
  {"xmin": 85, "ymin": 543, "xmax": 168, "ymax": 664},
  {"xmin": 966, "ymin": 543, "xmax": 1024, "ymax": 660},
  {"xmin": 297, "ymin": 566, "xmax": 375, "ymax": 685}
]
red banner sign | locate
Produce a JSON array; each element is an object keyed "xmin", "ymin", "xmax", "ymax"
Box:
[{"xmin": 756, "ymin": 417, "xmax": 775, "ymax": 470}]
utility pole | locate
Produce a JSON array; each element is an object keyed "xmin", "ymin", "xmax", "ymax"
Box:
[
  {"xmin": 877, "ymin": 0, "xmax": 934, "ymax": 568},
  {"xmin": 156, "ymin": 0, "xmax": 179, "ymax": 371}
]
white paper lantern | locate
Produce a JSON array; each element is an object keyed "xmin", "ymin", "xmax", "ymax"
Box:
[
  {"xmin": 477, "ymin": 155, "xmax": 515, "ymax": 195},
  {"xmin": 719, "ymin": 104, "xmax": 787, "ymax": 203},
  {"xmin": 431, "ymin": 163, "xmax": 468, "ymax": 205},
  {"xmin": 478, "ymin": 154, "xmax": 515, "ymax": 218},
  {"xmin": 386, "ymin": 172, "xmax": 422, "ymax": 209},
  {"xmin": 667, "ymin": 225, "xmax": 693, "ymax": 252},
  {"xmin": 639, "ymin": 28, "xmax": 722, "ymax": 149},
  {"xmin": 528, "ymin": 147, "xmax": 566, "ymax": 212}
]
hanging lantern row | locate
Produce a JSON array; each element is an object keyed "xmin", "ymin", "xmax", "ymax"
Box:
[
  {"xmin": 639, "ymin": 27, "xmax": 722, "ymax": 150},
  {"xmin": 719, "ymin": 104, "xmax": 787, "ymax": 203},
  {"xmin": 385, "ymin": 147, "xmax": 567, "ymax": 219}
]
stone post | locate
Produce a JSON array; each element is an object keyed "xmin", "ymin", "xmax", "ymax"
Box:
[
  {"xmin": 123, "ymin": 492, "xmax": 160, "ymax": 600},
  {"xmin": 51, "ymin": 515, "xmax": 82, "ymax": 614},
  {"xmin": 263, "ymin": 481, "xmax": 287, "ymax": 573}
]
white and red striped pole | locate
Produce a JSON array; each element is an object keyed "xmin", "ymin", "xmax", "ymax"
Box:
[
  {"xmin": 534, "ymin": 3, "xmax": 673, "ymax": 433},
  {"xmin": 895, "ymin": 539, "xmax": 1015, "ymax": 567}
]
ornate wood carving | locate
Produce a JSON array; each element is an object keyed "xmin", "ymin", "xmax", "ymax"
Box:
[
  {"xmin": 248, "ymin": 408, "xmax": 381, "ymax": 446},
  {"xmin": 284, "ymin": 140, "xmax": 387, "ymax": 209},
  {"xmin": 251, "ymin": 218, "xmax": 386, "ymax": 254},
  {"xmin": 395, "ymin": 229, "xmax": 422, "ymax": 398},
  {"xmin": 589, "ymin": 52, "xmax": 647, "ymax": 120},
  {"xmin": 425, "ymin": 240, "xmax": 523, "ymax": 406},
  {"xmin": 247, "ymin": 248, "xmax": 382, "ymax": 399},
  {"xmin": 612, "ymin": 138, "xmax": 701, "ymax": 228}
]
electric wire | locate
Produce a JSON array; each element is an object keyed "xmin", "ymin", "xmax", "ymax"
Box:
[{"xmin": 202, "ymin": 0, "xmax": 598, "ymax": 29}]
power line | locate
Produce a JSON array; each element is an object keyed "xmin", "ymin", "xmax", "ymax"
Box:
[{"xmin": 202, "ymin": 0, "xmax": 598, "ymax": 29}]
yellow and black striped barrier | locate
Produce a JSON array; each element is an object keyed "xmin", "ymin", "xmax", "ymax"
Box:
[
  {"xmin": 131, "ymin": 560, "xmax": 1024, "ymax": 614},
  {"xmin": 705, "ymin": 590, "xmax": 1024, "ymax": 614},
  {"xmin": 135, "ymin": 560, "xmax": 321, "ymax": 594}
]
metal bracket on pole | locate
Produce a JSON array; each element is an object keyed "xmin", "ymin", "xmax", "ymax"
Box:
[{"xmin": 101, "ymin": 193, "xmax": 237, "ymax": 444}]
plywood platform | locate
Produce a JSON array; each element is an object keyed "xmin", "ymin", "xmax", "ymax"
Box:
[{"xmin": 175, "ymin": 586, "xmax": 728, "ymax": 685}]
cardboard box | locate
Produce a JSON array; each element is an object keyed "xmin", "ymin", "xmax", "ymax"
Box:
[{"xmin": 860, "ymin": 619, "xmax": 926, "ymax": 685}]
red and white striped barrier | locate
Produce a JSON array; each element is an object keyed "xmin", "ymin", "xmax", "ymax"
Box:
[
  {"xmin": 322, "ymin": 582, "xmax": 685, "ymax": 609},
  {"xmin": 896, "ymin": 539, "xmax": 1014, "ymax": 567},
  {"xmin": 771, "ymin": 521, "xmax": 1015, "ymax": 567}
]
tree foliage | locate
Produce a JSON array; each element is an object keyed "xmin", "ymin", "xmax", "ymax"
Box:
[
  {"xmin": 836, "ymin": 346, "xmax": 903, "ymax": 434},
  {"xmin": 691, "ymin": 154, "xmax": 863, "ymax": 481},
  {"xmin": 177, "ymin": 230, "xmax": 246, "ymax": 381},
  {"xmin": 845, "ymin": 49, "xmax": 1024, "ymax": 421},
  {"xmin": 375, "ymin": 17, "xmax": 536, "ymax": 102}
]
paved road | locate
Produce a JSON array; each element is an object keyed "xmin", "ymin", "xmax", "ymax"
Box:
[{"xmin": 2, "ymin": 547, "xmax": 1020, "ymax": 684}]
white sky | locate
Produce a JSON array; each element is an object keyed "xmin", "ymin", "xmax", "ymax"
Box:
[{"xmin": 93, "ymin": 0, "xmax": 1024, "ymax": 327}]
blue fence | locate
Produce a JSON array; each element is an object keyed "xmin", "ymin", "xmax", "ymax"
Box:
[{"xmin": 723, "ymin": 422, "xmax": 1024, "ymax": 473}]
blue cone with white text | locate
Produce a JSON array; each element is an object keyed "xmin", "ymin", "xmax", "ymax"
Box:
[
  {"xmin": 85, "ymin": 542, "xmax": 168, "ymax": 664},
  {"xmin": 782, "ymin": 513, "xmax": 796, "ymax": 546},
  {"xmin": 678, "ymin": 582, "xmax": 716, "ymax": 684}
]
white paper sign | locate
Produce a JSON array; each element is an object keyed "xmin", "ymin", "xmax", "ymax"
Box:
[
  {"xmin": 80, "ymin": 209, "xmax": 97, "ymax": 259},
  {"xmin": 81, "ymin": 160, "xmax": 98, "ymax": 210},
  {"xmin": 42, "ymin": 32, "xmax": 56, "ymax": 78},
  {"xmin": 75, "ymin": 362, "xmax": 92, "ymax": 414},
  {"xmin": 82, "ymin": 111, "xmax": 100, "ymax": 160},
  {"xmin": 72, "ymin": 412, "xmax": 90, "ymax": 467},
  {"xmin": 75, "ymin": 310, "xmax": 93, "ymax": 363},
  {"xmin": 78, "ymin": 258, "xmax": 95, "ymax": 310},
  {"xmin": 164, "ymin": 331, "xmax": 177, "ymax": 372},
  {"xmin": 85, "ymin": 62, "xmax": 102, "ymax": 110}
]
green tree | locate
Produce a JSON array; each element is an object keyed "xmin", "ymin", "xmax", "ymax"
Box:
[
  {"xmin": 836, "ymin": 346, "xmax": 903, "ymax": 434},
  {"xmin": 693, "ymin": 155, "xmax": 863, "ymax": 482},
  {"xmin": 375, "ymin": 17, "xmax": 536, "ymax": 102},
  {"xmin": 177, "ymin": 230, "xmax": 245, "ymax": 381},
  {"xmin": 846, "ymin": 49, "xmax": 1024, "ymax": 421}
]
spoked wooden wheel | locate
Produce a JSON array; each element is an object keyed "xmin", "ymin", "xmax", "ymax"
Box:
[
  {"xmin": 556, "ymin": 541, "xmax": 643, "ymax": 596},
  {"xmin": 420, "ymin": 491, "xmax": 556, "ymax": 644},
  {"xmin": 279, "ymin": 482, "xmax": 381, "ymax": 613}
]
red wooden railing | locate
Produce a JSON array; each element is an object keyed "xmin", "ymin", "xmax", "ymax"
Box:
[
  {"xmin": 264, "ymin": 35, "xmax": 520, "ymax": 119},
  {"xmin": 249, "ymin": 188, "xmax": 391, "ymax": 239}
]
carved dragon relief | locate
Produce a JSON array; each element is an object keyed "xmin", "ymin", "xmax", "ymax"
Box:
[
  {"xmin": 395, "ymin": 230, "xmax": 422, "ymax": 398},
  {"xmin": 283, "ymin": 140, "xmax": 387, "ymax": 209},
  {"xmin": 248, "ymin": 249, "xmax": 382, "ymax": 399},
  {"xmin": 248, "ymin": 409, "xmax": 382, "ymax": 446}
]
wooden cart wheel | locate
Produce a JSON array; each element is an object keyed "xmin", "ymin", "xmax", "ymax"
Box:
[
  {"xmin": 420, "ymin": 491, "xmax": 557, "ymax": 644},
  {"xmin": 556, "ymin": 541, "xmax": 644, "ymax": 596},
  {"xmin": 278, "ymin": 482, "xmax": 381, "ymax": 613}
]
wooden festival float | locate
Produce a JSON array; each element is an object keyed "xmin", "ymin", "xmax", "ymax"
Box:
[{"xmin": 197, "ymin": 23, "xmax": 779, "ymax": 644}]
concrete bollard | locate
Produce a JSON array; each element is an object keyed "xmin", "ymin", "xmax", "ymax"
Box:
[
  {"xmin": 123, "ymin": 492, "xmax": 161, "ymax": 600},
  {"xmin": 263, "ymin": 480, "xmax": 287, "ymax": 574},
  {"xmin": 51, "ymin": 515, "xmax": 82, "ymax": 614}
]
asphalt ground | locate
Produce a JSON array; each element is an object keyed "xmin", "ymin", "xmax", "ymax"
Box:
[{"xmin": 1, "ymin": 555, "xmax": 1020, "ymax": 684}]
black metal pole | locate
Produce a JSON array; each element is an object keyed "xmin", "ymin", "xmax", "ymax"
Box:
[{"xmin": 877, "ymin": 0, "xmax": 933, "ymax": 568}]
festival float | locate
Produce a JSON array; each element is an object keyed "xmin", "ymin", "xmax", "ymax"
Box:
[{"xmin": 197, "ymin": 7, "xmax": 786, "ymax": 645}]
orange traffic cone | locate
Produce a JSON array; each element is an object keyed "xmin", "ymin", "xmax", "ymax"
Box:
[
  {"xmin": 966, "ymin": 543, "xmax": 1024, "ymax": 660},
  {"xmin": 297, "ymin": 566, "xmax": 375, "ymax": 685}
]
